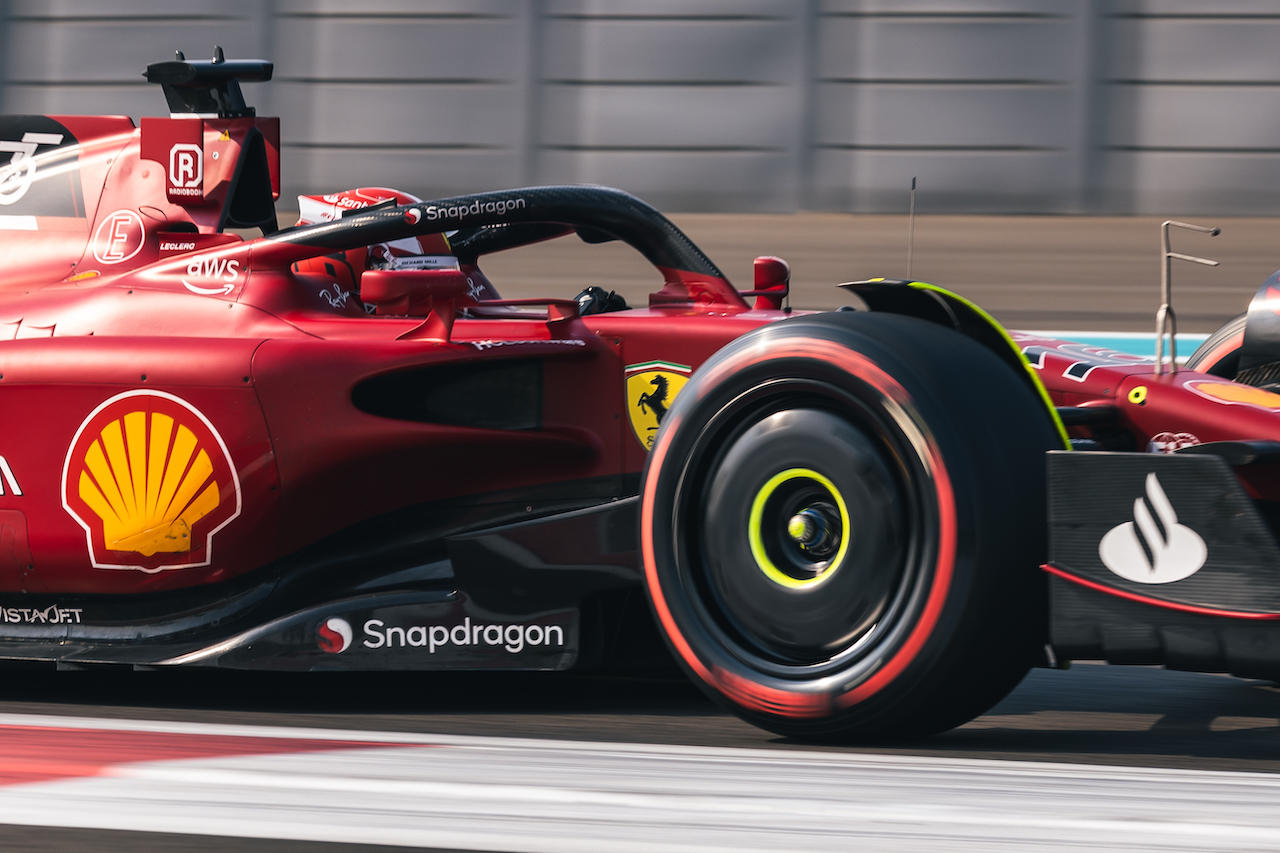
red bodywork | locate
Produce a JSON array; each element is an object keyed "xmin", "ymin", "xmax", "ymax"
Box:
[
  {"xmin": 2, "ymin": 109, "xmax": 1278, "ymax": 605},
  {"xmin": 0, "ymin": 114, "xmax": 788, "ymax": 595},
  {"xmin": 1015, "ymin": 332, "xmax": 1280, "ymax": 504}
]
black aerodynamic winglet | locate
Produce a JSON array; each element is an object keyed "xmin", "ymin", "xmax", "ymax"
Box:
[{"xmin": 144, "ymin": 47, "xmax": 273, "ymax": 118}]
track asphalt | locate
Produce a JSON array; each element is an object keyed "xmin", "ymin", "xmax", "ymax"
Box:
[
  {"xmin": 0, "ymin": 697, "xmax": 1278, "ymax": 853},
  {"xmin": 2, "ymin": 713, "xmax": 1280, "ymax": 853},
  {"xmin": 0, "ymin": 663, "xmax": 1274, "ymax": 851}
]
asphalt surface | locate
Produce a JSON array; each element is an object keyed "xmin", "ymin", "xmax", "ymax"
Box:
[
  {"xmin": 2, "ymin": 715, "xmax": 1277, "ymax": 853},
  {"xmin": 0, "ymin": 826, "xmax": 439, "ymax": 853},
  {"xmin": 0, "ymin": 663, "xmax": 1274, "ymax": 851},
  {"xmin": 479, "ymin": 213, "xmax": 1280, "ymax": 332},
  {"xmin": 0, "ymin": 662, "xmax": 1273, "ymax": 775}
]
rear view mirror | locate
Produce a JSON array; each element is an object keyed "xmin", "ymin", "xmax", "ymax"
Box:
[{"xmin": 740, "ymin": 256, "xmax": 790, "ymax": 310}]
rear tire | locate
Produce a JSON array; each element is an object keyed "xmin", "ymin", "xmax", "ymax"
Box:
[
  {"xmin": 1186, "ymin": 312, "xmax": 1246, "ymax": 378},
  {"xmin": 640, "ymin": 312, "xmax": 1061, "ymax": 741}
]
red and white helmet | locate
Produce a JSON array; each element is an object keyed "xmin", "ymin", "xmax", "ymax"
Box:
[{"xmin": 295, "ymin": 187, "xmax": 453, "ymax": 267}]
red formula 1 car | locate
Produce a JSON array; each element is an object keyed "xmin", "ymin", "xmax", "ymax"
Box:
[{"xmin": 0, "ymin": 53, "xmax": 1276, "ymax": 741}]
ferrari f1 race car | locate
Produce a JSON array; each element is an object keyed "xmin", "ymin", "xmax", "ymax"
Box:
[{"xmin": 0, "ymin": 51, "xmax": 1276, "ymax": 742}]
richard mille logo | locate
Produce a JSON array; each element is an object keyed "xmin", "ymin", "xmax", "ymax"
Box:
[{"xmin": 1099, "ymin": 473, "xmax": 1207, "ymax": 584}]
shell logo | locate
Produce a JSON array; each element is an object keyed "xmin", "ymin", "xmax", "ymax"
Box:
[
  {"xmin": 62, "ymin": 391, "xmax": 241, "ymax": 573},
  {"xmin": 1186, "ymin": 379, "xmax": 1280, "ymax": 412}
]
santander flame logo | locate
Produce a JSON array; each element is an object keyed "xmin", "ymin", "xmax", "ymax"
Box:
[
  {"xmin": 1099, "ymin": 473, "xmax": 1207, "ymax": 584},
  {"xmin": 318, "ymin": 617, "xmax": 353, "ymax": 654}
]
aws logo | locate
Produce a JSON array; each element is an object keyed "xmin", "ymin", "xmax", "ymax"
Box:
[
  {"xmin": 62, "ymin": 391, "xmax": 241, "ymax": 573},
  {"xmin": 182, "ymin": 255, "xmax": 241, "ymax": 296}
]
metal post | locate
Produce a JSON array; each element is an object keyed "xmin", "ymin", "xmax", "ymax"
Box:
[
  {"xmin": 907, "ymin": 177, "xmax": 916, "ymax": 280},
  {"xmin": 1156, "ymin": 220, "xmax": 1219, "ymax": 376}
]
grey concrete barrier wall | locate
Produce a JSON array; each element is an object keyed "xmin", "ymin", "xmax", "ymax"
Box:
[{"xmin": 0, "ymin": 0, "xmax": 1276, "ymax": 214}]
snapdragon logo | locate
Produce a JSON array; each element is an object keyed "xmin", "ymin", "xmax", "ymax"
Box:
[
  {"xmin": 318, "ymin": 617, "xmax": 353, "ymax": 654},
  {"xmin": 424, "ymin": 197, "xmax": 526, "ymax": 222},
  {"xmin": 363, "ymin": 616, "xmax": 563, "ymax": 654}
]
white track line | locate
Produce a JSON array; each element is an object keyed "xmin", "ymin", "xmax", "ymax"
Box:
[{"xmin": 0, "ymin": 713, "xmax": 1276, "ymax": 852}]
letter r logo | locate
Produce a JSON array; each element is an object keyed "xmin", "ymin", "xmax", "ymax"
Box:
[{"xmin": 169, "ymin": 143, "xmax": 202, "ymax": 189}]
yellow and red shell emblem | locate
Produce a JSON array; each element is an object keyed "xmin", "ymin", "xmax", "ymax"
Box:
[
  {"xmin": 62, "ymin": 391, "xmax": 241, "ymax": 572},
  {"xmin": 1186, "ymin": 379, "xmax": 1280, "ymax": 411}
]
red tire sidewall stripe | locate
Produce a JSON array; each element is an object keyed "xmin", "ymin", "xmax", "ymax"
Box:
[
  {"xmin": 837, "ymin": 449, "xmax": 955, "ymax": 708},
  {"xmin": 640, "ymin": 336, "xmax": 959, "ymax": 717},
  {"xmin": 640, "ymin": 408, "xmax": 715, "ymax": 687},
  {"xmin": 1193, "ymin": 330, "xmax": 1244, "ymax": 373}
]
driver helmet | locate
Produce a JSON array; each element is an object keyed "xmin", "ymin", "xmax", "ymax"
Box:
[{"xmin": 295, "ymin": 187, "xmax": 454, "ymax": 270}]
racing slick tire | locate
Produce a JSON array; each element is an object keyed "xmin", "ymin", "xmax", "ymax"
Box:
[
  {"xmin": 639, "ymin": 312, "xmax": 1061, "ymax": 741},
  {"xmin": 1185, "ymin": 312, "xmax": 1246, "ymax": 378}
]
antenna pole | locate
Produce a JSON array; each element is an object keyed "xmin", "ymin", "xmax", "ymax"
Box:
[
  {"xmin": 1156, "ymin": 220, "xmax": 1219, "ymax": 376},
  {"xmin": 907, "ymin": 176, "xmax": 916, "ymax": 280}
]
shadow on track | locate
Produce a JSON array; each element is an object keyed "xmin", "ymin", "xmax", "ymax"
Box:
[
  {"xmin": 0, "ymin": 662, "xmax": 1274, "ymax": 773},
  {"xmin": 916, "ymin": 663, "xmax": 1280, "ymax": 773}
]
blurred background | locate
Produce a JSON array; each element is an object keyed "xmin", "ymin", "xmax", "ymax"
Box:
[
  {"xmin": 2, "ymin": 0, "xmax": 1278, "ymax": 328},
  {"xmin": 4, "ymin": 0, "xmax": 1279, "ymax": 214}
]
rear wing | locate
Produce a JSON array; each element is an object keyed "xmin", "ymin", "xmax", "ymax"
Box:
[
  {"xmin": 144, "ymin": 48, "xmax": 272, "ymax": 119},
  {"xmin": 138, "ymin": 49, "xmax": 279, "ymax": 232}
]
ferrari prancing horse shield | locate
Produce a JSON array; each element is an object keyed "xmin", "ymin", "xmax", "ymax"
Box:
[
  {"xmin": 62, "ymin": 390, "xmax": 242, "ymax": 573},
  {"xmin": 625, "ymin": 361, "xmax": 691, "ymax": 451}
]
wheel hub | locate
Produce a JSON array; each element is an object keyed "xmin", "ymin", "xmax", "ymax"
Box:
[
  {"xmin": 787, "ymin": 503, "xmax": 841, "ymax": 561},
  {"xmin": 748, "ymin": 467, "xmax": 850, "ymax": 588}
]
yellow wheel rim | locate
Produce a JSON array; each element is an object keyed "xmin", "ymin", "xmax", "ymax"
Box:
[{"xmin": 747, "ymin": 468, "xmax": 850, "ymax": 589}]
